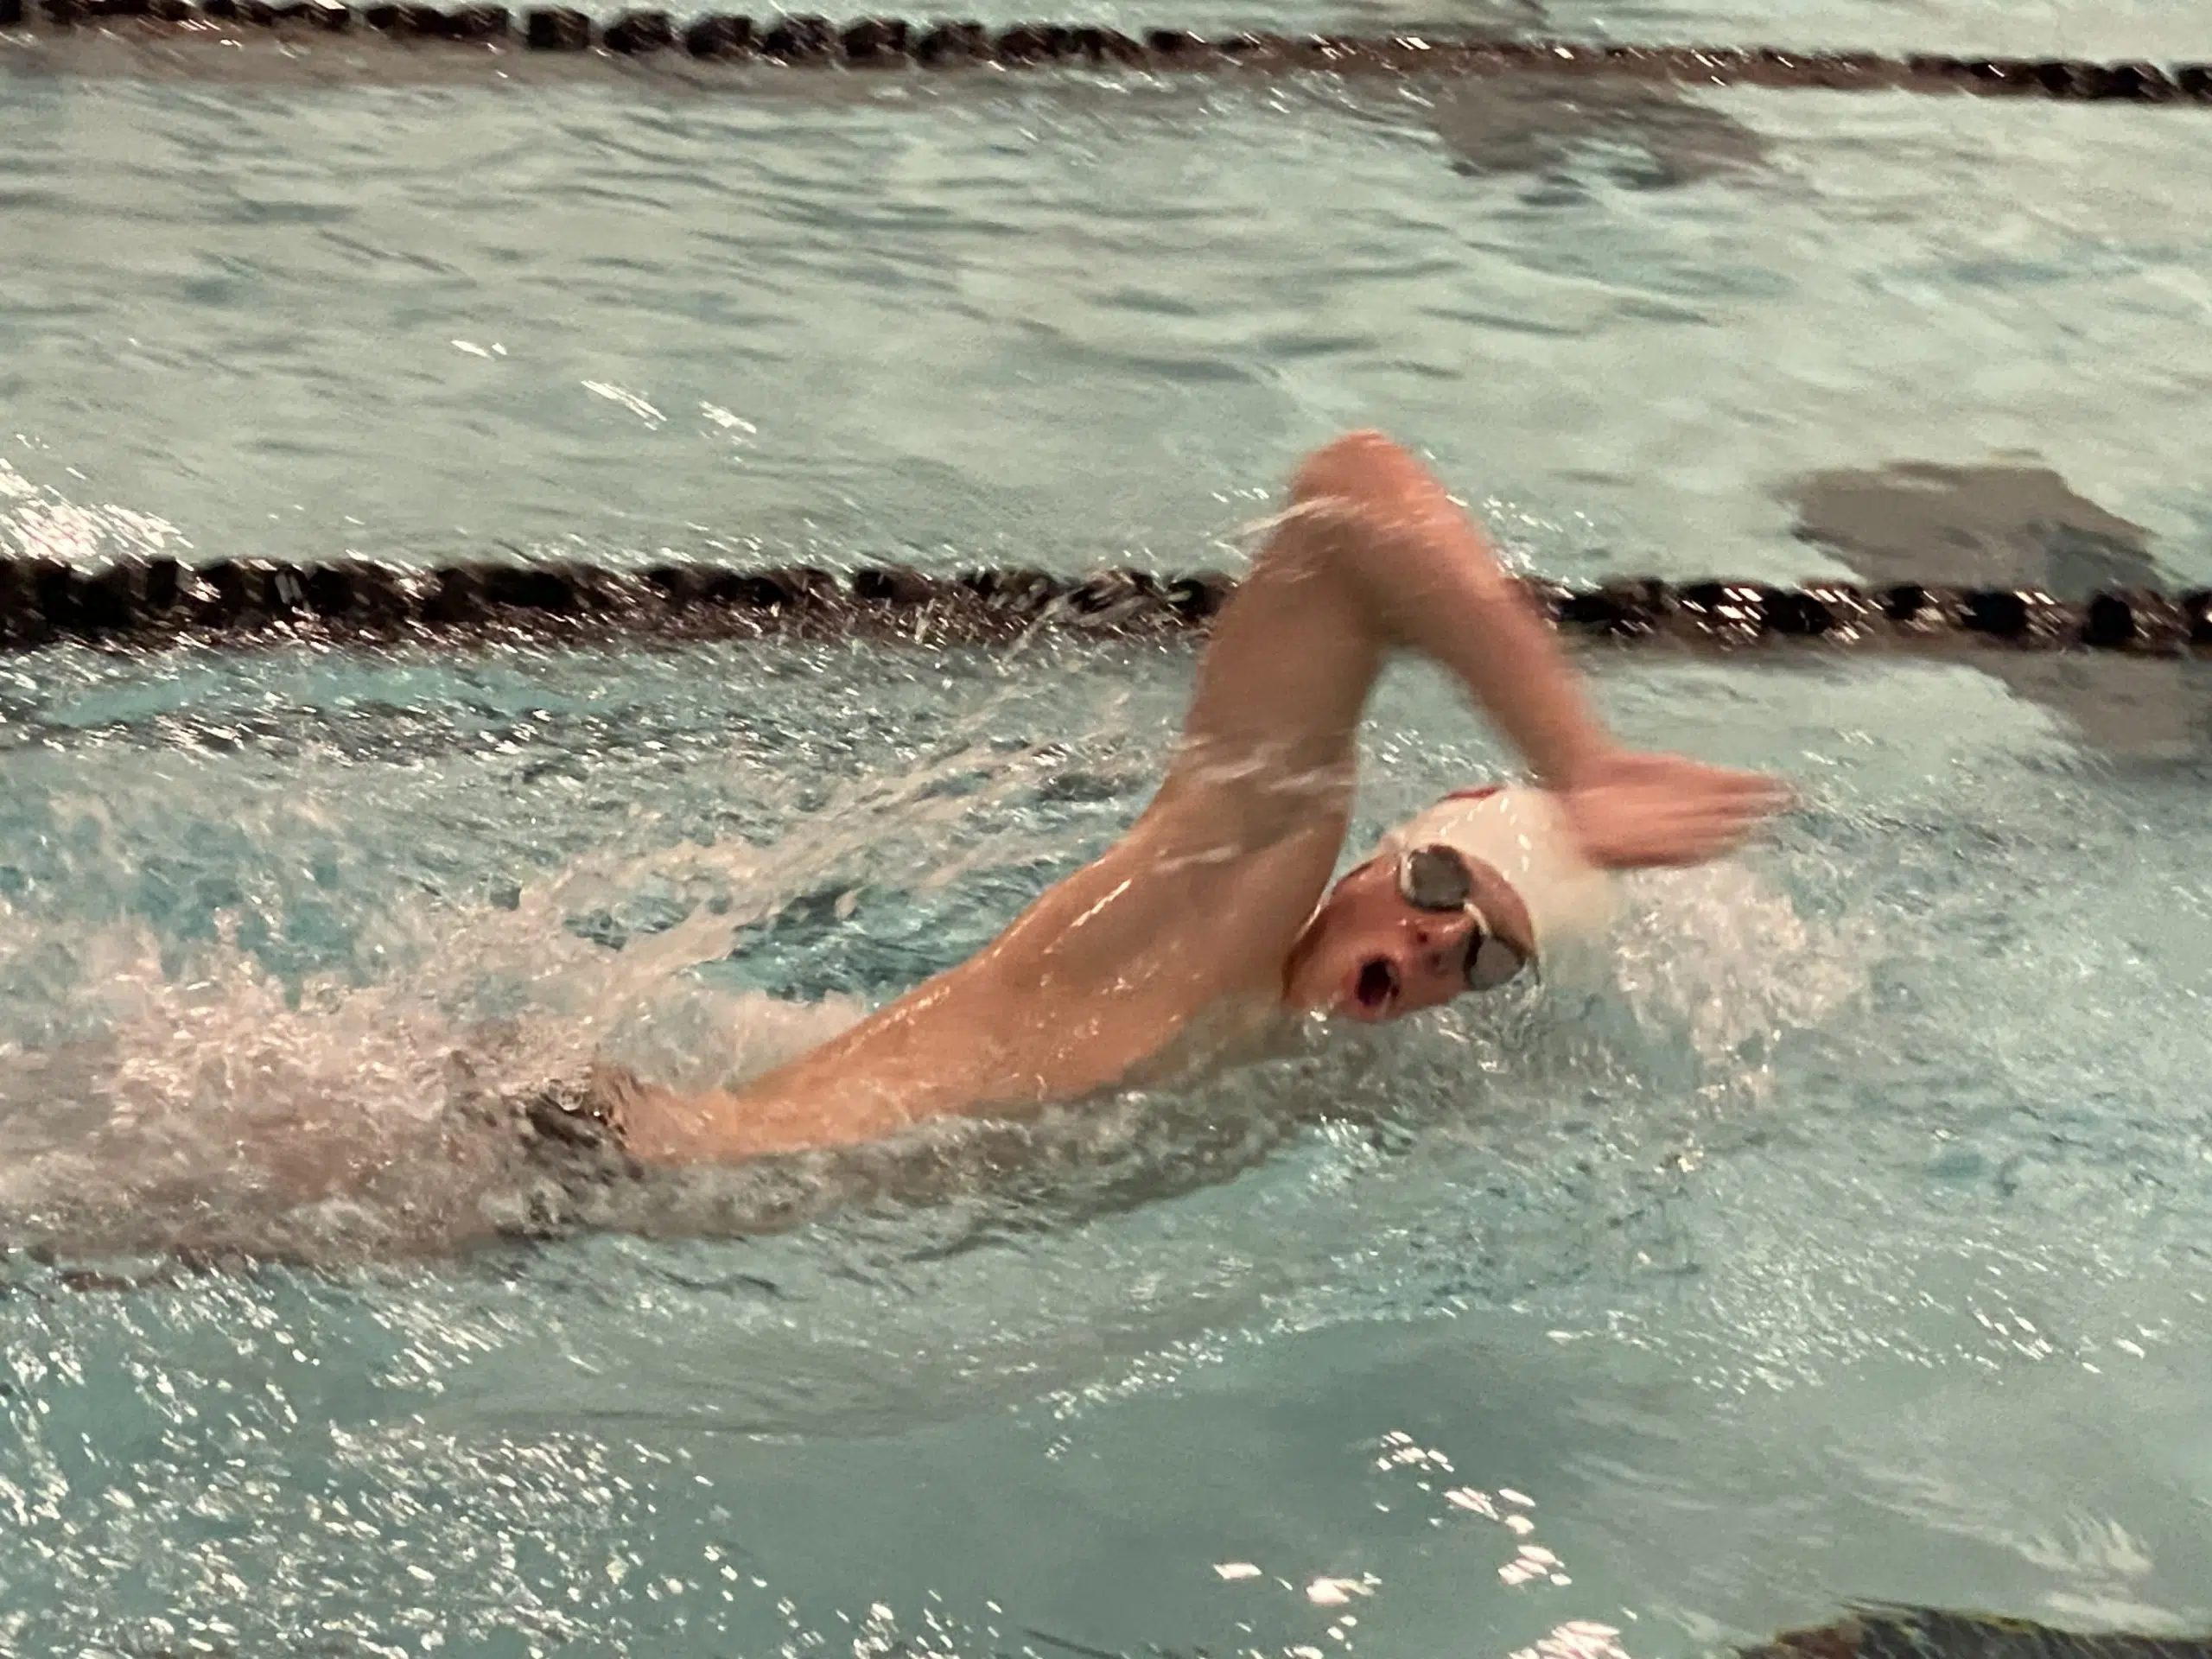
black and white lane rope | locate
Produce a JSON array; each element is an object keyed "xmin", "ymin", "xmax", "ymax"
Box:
[
  {"xmin": 8, "ymin": 3, "xmax": 2212, "ymax": 105},
  {"xmin": 4, "ymin": 556, "xmax": 2209, "ymax": 657}
]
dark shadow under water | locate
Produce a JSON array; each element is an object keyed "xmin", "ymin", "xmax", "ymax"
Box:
[
  {"xmin": 1432, "ymin": 72, "xmax": 1769, "ymax": 190},
  {"xmin": 1789, "ymin": 461, "xmax": 2212, "ymax": 762}
]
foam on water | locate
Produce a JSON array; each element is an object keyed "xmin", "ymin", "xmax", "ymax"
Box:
[
  {"xmin": 6, "ymin": 631, "xmax": 2210, "ymax": 1651},
  {"xmin": 0, "ymin": 705, "xmax": 1159, "ymax": 1256}
]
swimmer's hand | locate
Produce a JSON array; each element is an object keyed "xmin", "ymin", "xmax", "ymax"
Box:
[{"xmin": 1558, "ymin": 750, "xmax": 1789, "ymax": 869}]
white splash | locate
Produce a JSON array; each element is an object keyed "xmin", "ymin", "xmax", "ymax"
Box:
[
  {"xmin": 701, "ymin": 404, "xmax": 757, "ymax": 437},
  {"xmin": 0, "ymin": 701, "xmax": 1128, "ymax": 1259},
  {"xmin": 1304, "ymin": 1577, "xmax": 1375, "ymax": 1607},
  {"xmin": 1611, "ymin": 858, "xmax": 1876, "ymax": 1090}
]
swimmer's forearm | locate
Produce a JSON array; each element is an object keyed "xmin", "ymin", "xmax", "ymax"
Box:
[
  {"xmin": 620, "ymin": 1076, "xmax": 902, "ymax": 1163},
  {"xmin": 1290, "ymin": 435, "xmax": 1616, "ymax": 787},
  {"xmin": 1385, "ymin": 531, "xmax": 1614, "ymax": 789}
]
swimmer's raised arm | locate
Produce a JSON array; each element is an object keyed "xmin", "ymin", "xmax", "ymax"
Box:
[
  {"xmin": 1147, "ymin": 431, "xmax": 1613, "ymax": 844},
  {"xmin": 1133, "ymin": 431, "xmax": 1782, "ymax": 888}
]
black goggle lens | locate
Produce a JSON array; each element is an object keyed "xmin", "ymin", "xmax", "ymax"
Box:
[
  {"xmin": 1398, "ymin": 843, "xmax": 1528, "ymax": 993},
  {"xmin": 1401, "ymin": 844, "xmax": 1475, "ymax": 912}
]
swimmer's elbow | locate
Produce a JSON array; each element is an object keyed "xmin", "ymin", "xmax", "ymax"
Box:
[{"xmin": 1289, "ymin": 430, "xmax": 1427, "ymax": 512}]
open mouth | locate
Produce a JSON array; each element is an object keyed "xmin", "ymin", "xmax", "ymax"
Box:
[{"xmin": 1353, "ymin": 956, "xmax": 1400, "ymax": 1016}]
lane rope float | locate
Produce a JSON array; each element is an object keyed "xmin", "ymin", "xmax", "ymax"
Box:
[
  {"xmin": 5, "ymin": 3, "xmax": 2212, "ymax": 104},
  {"xmin": 4, "ymin": 556, "xmax": 2209, "ymax": 657}
]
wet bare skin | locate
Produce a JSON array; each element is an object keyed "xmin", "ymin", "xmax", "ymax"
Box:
[
  {"xmin": 2, "ymin": 437, "xmax": 1786, "ymax": 1268},
  {"xmin": 597, "ymin": 842, "xmax": 1537, "ymax": 1160}
]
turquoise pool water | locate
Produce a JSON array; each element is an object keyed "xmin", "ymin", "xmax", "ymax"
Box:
[{"xmin": 6, "ymin": 16, "xmax": 2212, "ymax": 1658}]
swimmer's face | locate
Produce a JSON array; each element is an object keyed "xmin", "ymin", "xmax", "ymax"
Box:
[{"xmin": 1283, "ymin": 851, "xmax": 1536, "ymax": 1024}]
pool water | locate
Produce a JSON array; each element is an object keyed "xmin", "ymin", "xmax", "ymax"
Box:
[{"xmin": 6, "ymin": 12, "xmax": 2212, "ymax": 1658}]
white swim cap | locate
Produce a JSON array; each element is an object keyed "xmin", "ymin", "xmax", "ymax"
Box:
[{"xmin": 1378, "ymin": 785, "xmax": 1617, "ymax": 989}]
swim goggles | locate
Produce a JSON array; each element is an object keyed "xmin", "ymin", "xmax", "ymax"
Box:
[{"xmin": 1398, "ymin": 844, "xmax": 1529, "ymax": 992}]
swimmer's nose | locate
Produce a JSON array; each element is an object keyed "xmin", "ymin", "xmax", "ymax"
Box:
[{"xmin": 1412, "ymin": 918, "xmax": 1466, "ymax": 968}]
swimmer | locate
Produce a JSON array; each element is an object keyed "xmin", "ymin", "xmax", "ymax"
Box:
[{"xmin": 576, "ymin": 432, "xmax": 1789, "ymax": 1163}]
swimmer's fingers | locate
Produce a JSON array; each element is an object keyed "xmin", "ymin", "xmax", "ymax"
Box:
[
  {"xmin": 1627, "ymin": 799, "xmax": 1771, "ymax": 866},
  {"xmin": 1568, "ymin": 809, "xmax": 1764, "ymax": 868},
  {"xmin": 1560, "ymin": 753, "xmax": 1791, "ymax": 869},
  {"xmin": 1586, "ymin": 750, "xmax": 1795, "ymax": 811},
  {"xmin": 1566, "ymin": 802, "xmax": 1756, "ymax": 868}
]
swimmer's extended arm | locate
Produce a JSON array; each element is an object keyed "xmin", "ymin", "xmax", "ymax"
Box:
[{"xmin": 1016, "ymin": 431, "xmax": 1782, "ymax": 995}]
